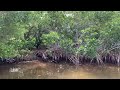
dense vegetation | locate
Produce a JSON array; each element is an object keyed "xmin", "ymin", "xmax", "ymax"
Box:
[{"xmin": 0, "ymin": 11, "xmax": 120, "ymax": 65}]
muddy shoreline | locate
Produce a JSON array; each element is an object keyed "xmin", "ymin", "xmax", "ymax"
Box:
[{"xmin": 0, "ymin": 49, "xmax": 120, "ymax": 66}]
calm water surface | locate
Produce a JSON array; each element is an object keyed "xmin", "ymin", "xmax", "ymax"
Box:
[{"xmin": 0, "ymin": 60, "xmax": 120, "ymax": 79}]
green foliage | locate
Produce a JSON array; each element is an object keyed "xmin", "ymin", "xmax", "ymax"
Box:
[
  {"xmin": 0, "ymin": 11, "xmax": 120, "ymax": 61},
  {"xmin": 41, "ymin": 31, "xmax": 60, "ymax": 47},
  {"xmin": 59, "ymin": 37, "xmax": 73, "ymax": 52},
  {"xmin": 22, "ymin": 38, "xmax": 36, "ymax": 50},
  {"xmin": 0, "ymin": 43, "xmax": 19, "ymax": 58}
]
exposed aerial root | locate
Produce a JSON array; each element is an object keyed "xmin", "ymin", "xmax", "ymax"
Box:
[{"xmin": 34, "ymin": 48, "xmax": 120, "ymax": 66}]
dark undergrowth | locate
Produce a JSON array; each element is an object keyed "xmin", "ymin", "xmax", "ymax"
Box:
[
  {"xmin": 35, "ymin": 48, "xmax": 120, "ymax": 66},
  {"xmin": 0, "ymin": 48, "xmax": 120, "ymax": 66}
]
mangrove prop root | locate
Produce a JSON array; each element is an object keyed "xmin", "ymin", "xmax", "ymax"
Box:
[{"xmin": 33, "ymin": 49, "xmax": 120, "ymax": 66}]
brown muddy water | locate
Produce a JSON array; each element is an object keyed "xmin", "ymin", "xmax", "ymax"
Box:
[{"xmin": 0, "ymin": 60, "xmax": 120, "ymax": 79}]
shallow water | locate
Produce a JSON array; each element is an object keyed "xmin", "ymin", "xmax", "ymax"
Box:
[{"xmin": 0, "ymin": 60, "xmax": 120, "ymax": 79}]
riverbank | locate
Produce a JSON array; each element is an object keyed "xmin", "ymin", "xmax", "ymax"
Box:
[
  {"xmin": 35, "ymin": 48, "xmax": 120, "ymax": 66},
  {"xmin": 0, "ymin": 48, "xmax": 120, "ymax": 66}
]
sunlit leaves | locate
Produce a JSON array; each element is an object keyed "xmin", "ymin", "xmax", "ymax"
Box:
[{"xmin": 41, "ymin": 31, "xmax": 60, "ymax": 47}]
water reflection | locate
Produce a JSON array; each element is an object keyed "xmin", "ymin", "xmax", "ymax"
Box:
[
  {"xmin": 9, "ymin": 67, "xmax": 20, "ymax": 72},
  {"xmin": 0, "ymin": 60, "xmax": 120, "ymax": 79}
]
